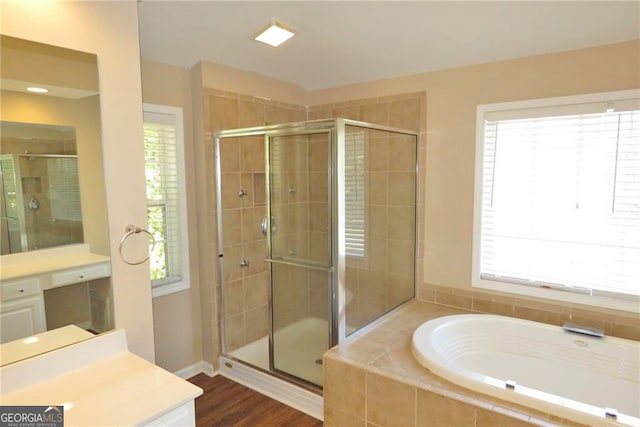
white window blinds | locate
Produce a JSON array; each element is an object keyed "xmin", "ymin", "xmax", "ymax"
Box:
[
  {"xmin": 48, "ymin": 157, "xmax": 82, "ymax": 222},
  {"xmin": 143, "ymin": 105, "xmax": 189, "ymax": 295},
  {"xmin": 344, "ymin": 129, "xmax": 366, "ymax": 257},
  {"xmin": 476, "ymin": 93, "xmax": 640, "ymax": 302}
]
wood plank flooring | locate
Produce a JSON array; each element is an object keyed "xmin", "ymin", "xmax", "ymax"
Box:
[{"xmin": 188, "ymin": 373, "xmax": 323, "ymax": 427}]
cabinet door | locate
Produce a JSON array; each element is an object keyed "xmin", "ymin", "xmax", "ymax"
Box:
[{"xmin": 0, "ymin": 296, "xmax": 46, "ymax": 343}]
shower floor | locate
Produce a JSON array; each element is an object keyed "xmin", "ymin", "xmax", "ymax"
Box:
[{"xmin": 230, "ymin": 317, "xmax": 328, "ymax": 386}]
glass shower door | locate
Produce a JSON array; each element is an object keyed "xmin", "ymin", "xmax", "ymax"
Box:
[{"xmin": 266, "ymin": 131, "xmax": 332, "ymax": 387}]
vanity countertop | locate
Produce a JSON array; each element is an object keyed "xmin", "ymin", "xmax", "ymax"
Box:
[
  {"xmin": 0, "ymin": 325, "xmax": 94, "ymax": 366},
  {"xmin": 0, "ymin": 244, "xmax": 110, "ymax": 281},
  {"xmin": 0, "ymin": 329, "xmax": 203, "ymax": 426}
]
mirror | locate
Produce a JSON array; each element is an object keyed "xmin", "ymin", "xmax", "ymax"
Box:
[
  {"xmin": 1, "ymin": 122, "xmax": 83, "ymax": 253},
  {"xmin": 0, "ymin": 35, "xmax": 113, "ymax": 364}
]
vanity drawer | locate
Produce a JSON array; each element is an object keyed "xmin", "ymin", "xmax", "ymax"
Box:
[
  {"xmin": 51, "ymin": 263, "xmax": 110, "ymax": 288},
  {"xmin": 1, "ymin": 278, "xmax": 41, "ymax": 302}
]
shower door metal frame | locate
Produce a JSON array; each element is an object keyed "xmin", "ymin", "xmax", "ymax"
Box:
[
  {"xmin": 214, "ymin": 120, "xmax": 340, "ymax": 392},
  {"xmin": 213, "ymin": 118, "xmax": 419, "ymax": 391},
  {"xmin": 264, "ymin": 125, "xmax": 336, "ymax": 387}
]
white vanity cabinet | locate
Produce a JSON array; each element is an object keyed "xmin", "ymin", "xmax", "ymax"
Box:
[
  {"xmin": 0, "ymin": 330, "xmax": 203, "ymax": 426},
  {"xmin": 0, "ymin": 277, "xmax": 46, "ymax": 343},
  {"xmin": 0, "ymin": 244, "xmax": 111, "ymax": 343}
]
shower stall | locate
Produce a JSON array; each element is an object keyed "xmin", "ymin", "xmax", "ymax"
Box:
[
  {"xmin": 1, "ymin": 153, "xmax": 83, "ymax": 254},
  {"xmin": 214, "ymin": 118, "xmax": 417, "ymax": 394}
]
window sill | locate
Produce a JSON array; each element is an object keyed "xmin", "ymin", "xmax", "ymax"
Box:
[{"xmin": 152, "ymin": 280, "xmax": 190, "ymax": 298}]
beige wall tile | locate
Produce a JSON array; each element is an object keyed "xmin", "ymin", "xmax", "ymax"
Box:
[
  {"xmin": 366, "ymin": 372, "xmax": 416, "ymax": 427},
  {"xmin": 323, "ymin": 356, "xmax": 366, "ymax": 420},
  {"xmin": 387, "ymin": 205, "xmax": 415, "ymax": 241},
  {"xmin": 265, "ymin": 104, "xmax": 291, "ymax": 125},
  {"xmin": 221, "ymin": 209, "xmax": 241, "ymax": 247},
  {"xmin": 287, "ymin": 172, "xmax": 309, "ymax": 202},
  {"xmin": 387, "ymin": 238, "xmax": 414, "ymax": 274},
  {"xmin": 417, "ymin": 389, "xmax": 475, "ymax": 427},
  {"xmin": 240, "ymin": 136, "xmax": 265, "ymax": 172},
  {"xmin": 221, "ymin": 173, "xmax": 242, "ymax": 209},
  {"xmin": 388, "ymin": 172, "xmax": 416, "ymax": 206},
  {"xmin": 333, "ymin": 106, "xmax": 359, "ymax": 120},
  {"xmin": 245, "ymin": 305, "xmax": 269, "ymax": 342},
  {"xmin": 240, "ymin": 173, "xmax": 254, "ymax": 208},
  {"xmin": 244, "ymin": 272, "xmax": 268, "ymax": 310},
  {"xmin": 223, "ymin": 245, "xmax": 242, "ymax": 283},
  {"xmin": 222, "ymin": 280, "xmax": 243, "ymax": 317},
  {"xmin": 367, "ymin": 173, "xmax": 388, "ymax": 205},
  {"xmin": 238, "ymin": 99, "xmax": 264, "ymax": 128},
  {"xmin": 476, "ymin": 408, "xmax": 534, "ymax": 427},
  {"xmin": 242, "ymin": 240, "xmax": 267, "ymax": 276},
  {"xmin": 309, "ymin": 171, "xmax": 329, "ymax": 202},
  {"xmin": 513, "ymin": 307, "xmax": 566, "ymax": 326},
  {"xmin": 389, "ymin": 135, "xmax": 417, "ymax": 172},
  {"xmin": 324, "ymin": 404, "xmax": 366, "ymax": 427},
  {"xmin": 209, "ymin": 95, "xmax": 238, "ymax": 131},
  {"xmin": 388, "ymin": 98, "xmax": 420, "ymax": 132},
  {"xmin": 367, "ymin": 137, "xmax": 389, "ymax": 171},
  {"xmin": 224, "ymin": 312, "xmax": 245, "ymax": 351},
  {"xmin": 359, "ymin": 103, "xmax": 389, "ymax": 126},
  {"xmin": 253, "ymin": 173, "xmax": 266, "ymax": 205},
  {"xmin": 309, "ymin": 202, "xmax": 328, "ymax": 232},
  {"xmin": 367, "ymin": 205, "xmax": 388, "ymax": 239},
  {"xmin": 219, "ymin": 138, "xmax": 240, "ymax": 173},
  {"xmin": 309, "ymin": 138, "xmax": 329, "ymax": 172},
  {"xmin": 241, "ymin": 205, "xmax": 266, "ymax": 243}
]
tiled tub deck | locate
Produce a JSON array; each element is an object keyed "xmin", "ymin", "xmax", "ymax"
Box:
[{"xmin": 323, "ymin": 301, "xmax": 611, "ymax": 427}]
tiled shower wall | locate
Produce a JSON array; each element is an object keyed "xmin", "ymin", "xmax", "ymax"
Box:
[
  {"xmin": 309, "ymin": 95, "xmax": 428, "ymax": 331},
  {"xmin": 206, "ymin": 88, "xmax": 306, "ymax": 351},
  {"xmin": 204, "ymin": 89, "xmax": 427, "ymax": 352}
]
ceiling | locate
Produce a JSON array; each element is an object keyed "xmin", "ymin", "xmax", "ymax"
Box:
[{"xmin": 137, "ymin": 1, "xmax": 640, "ymax": 91}]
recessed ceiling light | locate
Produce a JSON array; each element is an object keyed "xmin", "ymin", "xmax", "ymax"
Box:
[
  {"xmin": 253, "ymin": 22, "xmax": 295, "ymax": 47},
  {"xmin": 27, "ymin": 86, "xmax": 49, "ymax": 93}
]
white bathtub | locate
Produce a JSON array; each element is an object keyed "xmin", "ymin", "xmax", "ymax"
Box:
[{"xmin": 412, "ymin": 314, "xmax": 640, "ymax": 427}]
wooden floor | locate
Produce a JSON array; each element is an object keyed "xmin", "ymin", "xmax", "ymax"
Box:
[{"xmin": 188, "ymin": 373, "xmax": 323, "ymax": 427}]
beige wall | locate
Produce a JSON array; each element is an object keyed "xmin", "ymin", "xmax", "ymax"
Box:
[
  {"xmin": 1, "ymin": 0, "xmax": 155, "ymax": 360},
  {"xmin": 140, "ymin": 59, "xmax": 204, "ymax": 372}
]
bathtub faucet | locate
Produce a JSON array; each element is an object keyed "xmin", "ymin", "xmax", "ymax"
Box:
[{"xmin": 562, "ymin": 321, "xmax": 604, "ymax": 338}]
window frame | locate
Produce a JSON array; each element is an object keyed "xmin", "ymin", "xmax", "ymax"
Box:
[
  {"xmin": 472, "ymin": 89, "xmax": 640, "ymax": 313},
  {"xmin": 143, "ymin": 103, "xmax": 191, "ymax": 298}
]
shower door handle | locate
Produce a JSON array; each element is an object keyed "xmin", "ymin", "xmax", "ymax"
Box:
[{"xmin": 261, "ymin": 215, "xmax": 277, "ymax": 236}]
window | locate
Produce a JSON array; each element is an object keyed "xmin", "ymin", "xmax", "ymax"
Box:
[
  {"xmin": 473, "ymin": 90, "xmax": 640, "ymax": 312},
  {"xmin": 143, "ymin": 104, "xmax": 190, "ymax": 297},
  {"xmin": 344, "ymin": 128, "xmax": 366, "ymax": 258}
]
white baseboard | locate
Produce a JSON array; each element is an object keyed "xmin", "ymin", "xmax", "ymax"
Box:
[
  {"xmin": 218, "ymin": 356, "xmax": 323, "ymax": 421},
  {"xmin": 173, "ymin": 360, "xmax": 215, "ymax": 379}
]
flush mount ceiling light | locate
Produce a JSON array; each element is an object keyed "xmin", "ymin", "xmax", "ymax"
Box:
[
  {"xmin": 253, "ymin": 22, "xmax": 295, "ymax": 47},
  {"xmin": 27, "ymin": 86, "xmax": 49, "ymax": 93}
]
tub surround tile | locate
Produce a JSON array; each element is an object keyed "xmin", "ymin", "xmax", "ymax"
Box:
[
  {"xmin": 323, "ymin": 356, "xmax": 366, "ymax": 420},
  {"xmin": 419, "ymin": 282, "xmax": 639, "ymax": 341},
  {"xmin": 324, "ymin": 301, "xmax": 594, "ymax": 427},
  {"xmin": 417, "ymin": 389, "xmax": 475, "ymax": 427},
  {"xmin": 366, "ymin": 372, "xmax": 416, "ymax": 427}
]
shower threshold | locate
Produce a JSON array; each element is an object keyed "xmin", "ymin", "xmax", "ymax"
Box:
[{"xmin": 219, "ymin": 355, "xmax": 324, "ymax": 421}]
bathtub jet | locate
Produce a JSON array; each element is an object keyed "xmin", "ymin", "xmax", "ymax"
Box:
[{"xmin": 411, "ymin": 314, "xmax": 640, "ymax": 427}]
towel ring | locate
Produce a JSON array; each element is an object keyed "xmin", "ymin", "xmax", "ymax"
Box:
[{"xmin": 119, "ymin": 224, "xmax": 156, "ymax": 266}]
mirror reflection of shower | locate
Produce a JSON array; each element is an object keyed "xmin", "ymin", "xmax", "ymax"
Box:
[{"xmin": 0, "ymin": 122, "xmax": 83, "ymax": 254}]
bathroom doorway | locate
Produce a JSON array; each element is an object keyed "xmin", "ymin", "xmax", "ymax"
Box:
[{"xmin": 214, "ymin": 118, "xmax": 417, "ymax": 391}]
